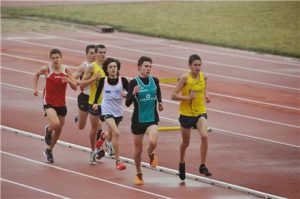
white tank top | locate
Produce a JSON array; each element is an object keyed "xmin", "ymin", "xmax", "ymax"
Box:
[
  {"xmin": 81, "ymin": 61, "xmax": 90, "ymax": 95},
  {"xmin": 101, "ymin": 77, "xmax": 124, "ymax": 117}
]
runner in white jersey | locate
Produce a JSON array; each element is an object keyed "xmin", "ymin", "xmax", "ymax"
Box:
[
  {"xmin": 92, "ymin": 57, "xmax": 129, "ymax": 170},
  {"xmin": 73, "ymin": 45, "xmax": 96, "ymax": 130}
]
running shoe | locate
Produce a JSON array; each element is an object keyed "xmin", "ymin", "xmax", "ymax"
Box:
[
  {"xmin": 44, "ymin": 125, "xmax": 52, "ymax": 146},
  {"xmin": 149, "ymin": 153, "xmax": 158, "ymax": 168},
  {"xmin": 96, "ymin": 149, "xmax": 105, "ymax": 160},
  {"xmin": 133, "ymin": 173, "xmax": 144, "ymax": 185},
  {"xmin": 89, "ymin": 151, "xmax": 97, "ymax": 165},
  {"xmin": 199, "ymin": 165, "xmax": 212, "ymax": 177},
  {"xmin": 96, "ymin": 129, "xmax": 103, "ymax": 141},
  {"xmin": 178, "ymin": 162, "xmax": 186, "ymax": 180},
  {"xmin": 44, "ymin": 149, "xmax": 54, "ymax": 163},
  {"xmin": 116, "ymin": 160, "xmax": 126, "ymax": 170},
  {"xmin": 95, "ymin": 131, "xmax": 106, "ymax": 149},
  {"xmin": 105, "ymin": 141, "xmax": 114, "ymax": 157}
]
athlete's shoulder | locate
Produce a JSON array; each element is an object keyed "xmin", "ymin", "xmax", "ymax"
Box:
[
  {"xmin": 80, "ymin": 61, "xmax": 90, "ymax": 68},
  {"xmin": 180, "ymin": 73, "xmax": 189, "ymax": 80},
  {"xmin": 89, "ymin": 61, "xmax": 97, "ymax": 68},
  {"xmin": 151, "ymin": 76, "xmax": 159, "ymax": 81},
  {"xmin": 129, "ymin": 77, "xmax": 138, "ymax": 85}
]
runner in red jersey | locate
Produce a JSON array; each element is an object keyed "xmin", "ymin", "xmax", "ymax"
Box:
[{"xmin": 33, "ymin": 49, "xmax": 77, "ymax": 163}]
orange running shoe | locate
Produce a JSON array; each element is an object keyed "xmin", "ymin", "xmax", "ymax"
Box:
[
  {"xmin": 134, "ymin": 173, "xmax": 144, "ymax": 185},
  {"xmin": 149, "ymin": 153, "xmax": 158, "ymax": 168},
  {"xmin": 95, "ymin": 131, "xmax": 107, "ymax": 149},
  {"xmin": 116, "ymin": 160, "xmax": 126, "ymax": 170}
]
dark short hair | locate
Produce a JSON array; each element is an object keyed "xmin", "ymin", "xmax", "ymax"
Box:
[
  {"xmin": 86, "ymin": 45, "xmax": 96, "ymax": 54},
  {"xmin": 188, "ymin": 54, "xmax": 202, "ymax": 65},
  {"xmin": 50, "ymin": 48, "xmax": 62, "ymax": 58},
  {"xmin": 137, "ymin": 56, "xmax": 152, "ymax": 66},
  {"xmin": 95, "ymin": 44, "xmax": 106, "ymax": 53},
  {"xmin": 102, "ymin": 57, "xmax": 121, "ymax": 76}
]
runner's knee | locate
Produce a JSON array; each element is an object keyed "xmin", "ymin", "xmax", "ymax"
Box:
[
  {"xmin": 149, "ymin": 140, "xmax": 157, "ymax": 149},
  {"xmin": 201, "ymin": 135, "xmax": 208, "ymax": 142},
  {"xmin": 50, "ymin": 122, "xmax": 60, "ymax": 131},
  {"xmin": 181, "ymin": 141, "xmax": 189, "ymax": 149}
]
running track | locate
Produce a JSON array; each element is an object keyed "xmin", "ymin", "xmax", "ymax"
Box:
[{"xmin": 1, "ymin": 28, "xmax": 299, "ymax": 199}]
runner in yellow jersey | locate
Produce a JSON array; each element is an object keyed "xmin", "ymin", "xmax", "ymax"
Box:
[
  {"xmin": 80, "ymin": 44, "xmax": 106, "ymax": 165},
  {"xmin": 172, "ymin": 54, "xmax": 212, "ymax": 180}
]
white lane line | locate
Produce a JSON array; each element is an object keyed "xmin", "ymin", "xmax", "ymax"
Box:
[
  {"xmin": 1, "ymin": 68, "xmax": 299, "ymax": 129},
  {"xmin": 31, "ymin": 32, "xmax": 300, "ymax": 78},
  {"xmin": 208, "ymin": 92, "xmax": 300, "ymax": 111},
  {"xmin": 1, "ymin": 151, "xmax": 172, "ymax": 199},
  {"xmin": 2, "ymin": 52, "xmax": 299, "ymax": 111},
  {"xmin": 77, "ymin": 30, "xmax": 300, "ymax": 67},
  {"xmin": 1, "ymin": 178, "xmax": 71, "ymax": 199},
  {"xmin": 1, "ymin": 82, "xmax": 299, "ymax": 149},
  {"xmin": 2, "ymin": 39, "xmax": 300, "ymax": 91},
  {"xmin": 5, "ymin": 36, "xmax": 57, "ymax": 40},
  {"xmin": 1, "ymin": 126, "xmax": 287, "ymax": 199},
  {"xmin": 1, "ymin": 67, "xmax": 34, "ymax": 75}
]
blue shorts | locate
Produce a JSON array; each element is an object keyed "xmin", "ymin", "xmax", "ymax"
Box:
[{"xmin": 179, "ymin": 114, "xmax": 207, "ymax": 129}]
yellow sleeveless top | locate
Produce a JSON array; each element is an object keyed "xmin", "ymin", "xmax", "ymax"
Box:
[
  {"xmin": 88, "ymin": 61, "xmax": 106, "ymax": 105},
  {"xmin": 179, "ymin": 72, "xmax": 206, "ymax": 116}
]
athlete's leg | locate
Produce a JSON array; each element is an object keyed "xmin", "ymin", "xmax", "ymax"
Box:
[
  {"xmin": 179, "ymin": 127, "xmax": 191, "ymax": 163},
  {"xmin": 45, "ymin": 108, "xmax": 61, "ymax": 150},
  {"xmin": 49, "ymin": 115, "xmax": 65, "ymax": 149},
  {"xmin": 196, "ymin": 117, "xmax": 208, "ymax": 164},
  {"xmin": 105, "ymin": 118, "xmax": 120, "ymax": 160},
  {"xmin": 146, "ymin": 124, "xmax": 159, "ymax": 154},
  {"xmin": 77, "ymin": 109, "xmax": 89, "ymax": 130},
  {"xmin": 133, "ymin": 134, "xmax": 144, "ymax": 174},
  {"xmin": 147, "ymin": 124, "xmax": 159, "ymax": 168},
  {"xmin": 89, "ymin": 114, "xmax": 100, "ymax": 151}
]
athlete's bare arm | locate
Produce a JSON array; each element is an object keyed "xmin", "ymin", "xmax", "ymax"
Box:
[
  {"xmin": 33, "ymin": 66, "xmax": 48, "ymax": 96},
  {"xmin": 204, "ymin": 74, "xmax": 211, "ymax": 103},
  {"xmin": 79, "ymin": 65, "xmax": 101, "ymax": 88},
  {"xmin": 171, "ymin": 73, "xmax": 195, "ymax": 101},
  {"xmin": 73, "ymin": 64, "xmax": 86, "ymax": 83},
  {"xmin": 65, "ymin": 67, "xmax": 78, "ymax": 91}
]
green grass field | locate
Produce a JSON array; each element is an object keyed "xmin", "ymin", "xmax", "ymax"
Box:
[{"xmin": 2, "ymin": 1, "xmax": 300, "ymax": 58}]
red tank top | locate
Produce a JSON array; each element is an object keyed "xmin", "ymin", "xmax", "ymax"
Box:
[{"xmin": 43, "ymin": 65, "xmax": 67, "ymax": 107}]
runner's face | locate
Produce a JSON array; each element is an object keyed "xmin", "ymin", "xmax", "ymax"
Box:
[
  {"xmin": 50, "ymin": 53, "xmax": 62, "ymax": 67},
  {"xmin": 87, "ymin": 48, "xmax": 96, "ymax": 62},
  {"xmin": 139, "ymin": 61, "xmax": 152, "ymax": 77},
  {"xmin": 96, "ymin": 48, "xmax": 106, "ymax": 62},
  {"xmin": 107, "ymin": 62, "xmax": 118, "ymax": 77},
  {"xmin": 190, "ymin": 60, "xmax": 202, "ymax": 74}
]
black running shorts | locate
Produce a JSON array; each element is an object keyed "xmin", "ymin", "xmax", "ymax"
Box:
[
  {"xmin": 179, "ymin": 113, "xmax": 207, "ymax": 129},
  {"xmin": 131, "ymin": 121, "xmax": 158, "ymax": 135},
  {"xmin": 44, "ymin": 104, "xmax": 67, "ymax": 117},
  {"xmin": 77, "ymin": 92, "xmax": 89, "ymax": 112}
]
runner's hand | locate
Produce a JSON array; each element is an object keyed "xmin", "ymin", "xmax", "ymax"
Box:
[
  {"xmin": 33, "ymin": 89, "xmax": 38, "ymax": 96},
  {"xmin": 133, "ymin": 85, "xmax": 139, "ymax": 95},
  {"xmin": 205, "ymin": 96, "xmax": 211, "ymax": 104},
  {"xmin": 92, "ymin": 104, "xmax": 98, "ymax": 111}
]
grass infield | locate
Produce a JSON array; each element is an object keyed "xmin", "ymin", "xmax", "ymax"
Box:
[{"xmin": 2, "ymin": 1, "xmax": 300, "ymax": 58}]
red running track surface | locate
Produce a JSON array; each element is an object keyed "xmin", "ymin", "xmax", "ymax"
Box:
[{"xmin": 1, "ymin": 29, "xmax": 299, "ymax": 199}]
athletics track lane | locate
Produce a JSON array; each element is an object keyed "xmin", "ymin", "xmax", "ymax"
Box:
[{"xmin": 1, "ymin": 29, "xmax": 299, "ymax": 199}]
